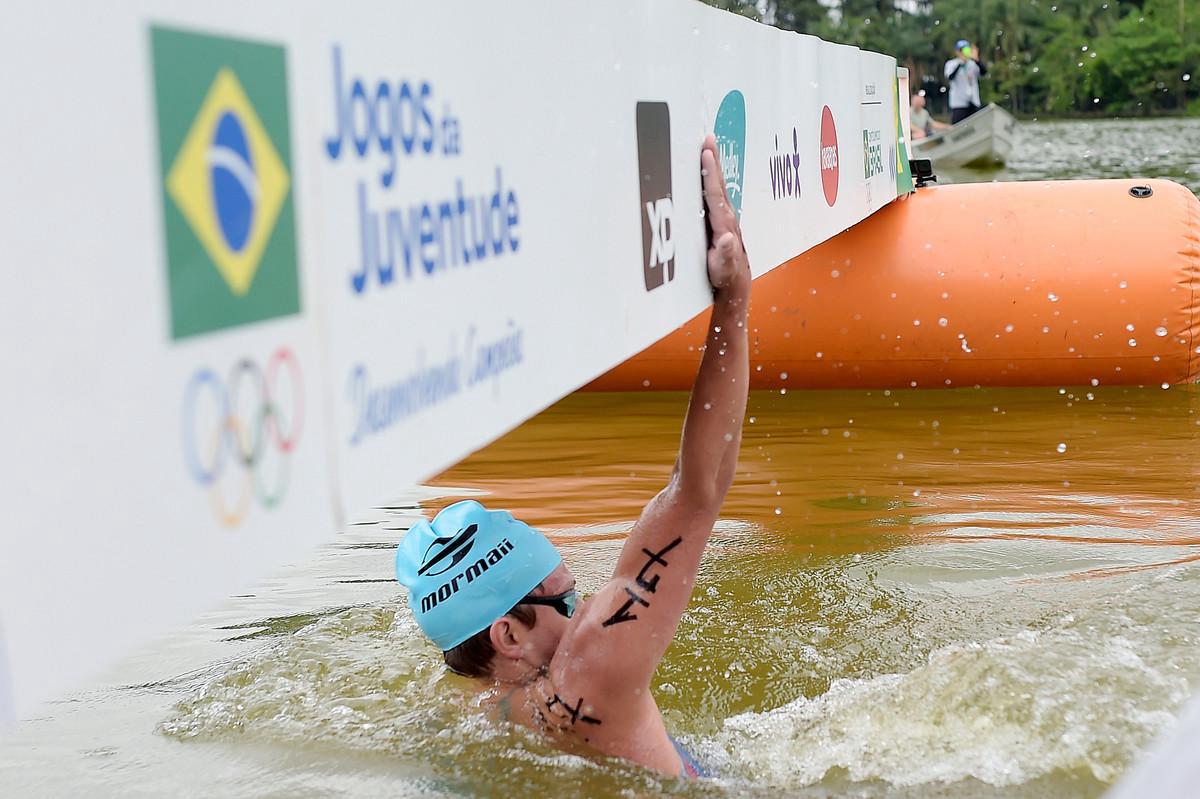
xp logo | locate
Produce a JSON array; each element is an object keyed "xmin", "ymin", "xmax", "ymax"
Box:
[
  {"xmin": 418, "ymin": 524, "xmax": 479, "ymax": 577},
  {"xmin": 636, "ymin": 102, "xmax": 674, "ymax": 292},
  {"xmin": 151, "ymin": 27, "xmax": 301, "ymax": 340},
  {"xmin": 182, "ymin": 348, "xmax": 304, "ymax": 527},
  {"xmin": 714, "ymin": 90, "xmax": 747, "ymax": 220},
  {"xmin": 819, "ymin": 105, "xmax": 839, "ymax": 206}
]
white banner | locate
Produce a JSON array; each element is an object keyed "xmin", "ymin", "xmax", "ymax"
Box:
[{"xmin": 0, "ymin": 0, "xmax": 909, "ymax": 720}]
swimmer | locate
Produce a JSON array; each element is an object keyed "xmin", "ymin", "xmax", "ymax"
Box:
[{"xmin": 396, "ymin": 134, "xmax": 750, "ymax": 778}]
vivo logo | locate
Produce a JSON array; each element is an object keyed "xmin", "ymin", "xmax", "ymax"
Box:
[{"xmin": 769, "ymin": 128, "xmax": 802, "ymax": 200}]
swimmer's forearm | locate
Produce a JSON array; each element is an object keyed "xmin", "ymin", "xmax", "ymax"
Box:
[{"xmin": 673, "ymin": 270, "xmax": 750, "ymax": 511}]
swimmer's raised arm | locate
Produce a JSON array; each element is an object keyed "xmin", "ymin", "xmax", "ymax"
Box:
[{"xmin": 558, "ymin": 135, "xmax": 750, "ymax": 693}]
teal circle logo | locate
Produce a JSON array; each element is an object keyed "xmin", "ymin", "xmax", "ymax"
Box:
[{"xmin": 714, "ymin": 90, "xmax": 747, "ymax": 220}]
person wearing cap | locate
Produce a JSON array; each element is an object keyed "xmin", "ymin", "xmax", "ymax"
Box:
[
  {"xmin": 396, "ymin": 134, "xmax": 750, "ymax": 779},
  {"xmin": 944, "ymin": 39, "xmax": 987, "ymax": 124}
]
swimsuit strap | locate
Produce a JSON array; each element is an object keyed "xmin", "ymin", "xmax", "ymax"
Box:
[{"xmin": 669, "ymin": 734, "xmax": 710, "ymax": 779}]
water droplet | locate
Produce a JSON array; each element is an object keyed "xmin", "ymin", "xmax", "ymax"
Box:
[
  {"xmin": 1126, "ymin": 323, "xmax": 1135, "ymax": 331},
  {"xmin": 1128, "ymin": 338, "xmax": 1137, "ymax": 347},
  {"xmin": 1056, "ymin": 443, "xmax": 1067, "ymax": 453},
  {"xmin": 1161, "ymin": 382, "xmax": 1171, "ymax": 390},
  {"xmin": 938, "ymin": 317, "xmax": 948, "ymax": 327},
  {"xmin": 780, "ymin": 371, "xmax": 789, "ymax": 380},
  {"xmin": 1119, "ymin": 281, "xmax": 1128, "ymax": 289},
  {"xmin": 896, "ymin": 452, "xmax": 905, "ymax": 460},
  {"xmin": 1048, "ymin": 293, "xmax": 1059, "ymax": 302},
  {"xmin": 1155, "ymin": 326, "xmax": 1168, "ymax": 337},
  {"xmin": 1091, "ymin": 378, "xmax": 1100, "ymax": 386},
  {"xmin": 703, "ymin": 402, "xmax": 712, "ymax": 410},
  {"xmin": 723, "ymin": 433, "xmax": 733, "ymax": 442},
  {"xmin": 774, "ymin": 507, "xmax": 782, "ymax": 515},
  {"xmin": 1004, "ymin": 324, "xmax": 1014, "ymax": 333},
  {"xmin": 831, "ymin": 269, "xmax": 840, "ymax": 278},
  {"xmin": 913, "ymin": 319, "xmax": 921, "ymax": 326},
  {"xmin": 714, "ymin": 325, "xmax": 722, "ymax": 333},
  {"xmin": 748, "ymin": 416, "xmax": 756, "ymax": 424}
]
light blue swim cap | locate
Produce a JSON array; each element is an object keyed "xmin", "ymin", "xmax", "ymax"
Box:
[{"xmin": 396, "ymin": 500, "xmax": 562, "ymax": 651}]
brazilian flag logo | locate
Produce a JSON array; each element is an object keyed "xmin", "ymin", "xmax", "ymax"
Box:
[{"xmin": 151, "ymin": 26, "xmax": 300, "ymax": 340}]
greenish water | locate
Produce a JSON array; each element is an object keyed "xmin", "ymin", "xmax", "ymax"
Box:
[{"xmin": 2, "ymin": 119, "xmax": 1199, "ymax": 798}]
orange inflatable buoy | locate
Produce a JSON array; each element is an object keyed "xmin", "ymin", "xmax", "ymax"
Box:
[{"xmin": 587, "ymin": 178, "xmax": 1200, "ymax": 391}]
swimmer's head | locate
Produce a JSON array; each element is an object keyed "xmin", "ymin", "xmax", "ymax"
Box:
[{"xmin": 396, "ymin": 500, "xmax": 573, "ymax": 677}]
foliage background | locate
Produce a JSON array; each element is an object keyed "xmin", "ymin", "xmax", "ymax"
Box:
[{"xmin": 702, "ymin": 0, "xmax": 1200, "ymax": 116}]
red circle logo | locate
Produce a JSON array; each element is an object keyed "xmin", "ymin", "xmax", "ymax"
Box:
[{"xmin": 819, "ymin": 105, "xmax": 839, "ymax": 207}]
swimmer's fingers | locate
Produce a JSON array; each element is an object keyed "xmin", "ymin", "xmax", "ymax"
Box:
[{"xmin": 701, "ymin": 137, "xmax": 736, "ymax": 237}]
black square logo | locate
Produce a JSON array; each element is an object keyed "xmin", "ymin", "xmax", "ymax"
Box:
[{"xmin": 636, "ymin": 102, "xmax": 674, "ymax": 292}]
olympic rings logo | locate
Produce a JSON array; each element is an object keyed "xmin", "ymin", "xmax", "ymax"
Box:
[{"xmin": 182, "ymin": 348, "xmax": 304, "ymax": 527}]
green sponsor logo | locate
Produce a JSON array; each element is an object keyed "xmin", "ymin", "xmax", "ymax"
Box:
[
  {"xmin": 151, "ymin": 26, "xmax": 301, "ymax": 340},
  {"xmin": 893, "ymin": 76, "xmax": 914, "ymax": 194}
]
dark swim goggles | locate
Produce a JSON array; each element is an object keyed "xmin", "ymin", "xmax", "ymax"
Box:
[{"xmin": 515, "ymin": 588, "xmax": 578, "ymax": 619}]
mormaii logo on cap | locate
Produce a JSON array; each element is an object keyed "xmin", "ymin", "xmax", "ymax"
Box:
[
  {"xmin": 819, "ymin": 105, "xmax": 839, "ymax": 207},
  {"xmin": 636, "ymin": 102, "xmax": 674, "ymax": 293},
  {"xmin": 418, "ymin": 523, "xmax": 479, "ymax": 577},
  {"xmin": 420, "ymin": 533, "xmax": 515, "ymax": 613}
]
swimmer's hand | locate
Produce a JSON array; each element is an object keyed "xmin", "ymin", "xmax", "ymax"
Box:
[{"xmin": 701, "ymin": 135, "xmax": 749, "ymax": 294}]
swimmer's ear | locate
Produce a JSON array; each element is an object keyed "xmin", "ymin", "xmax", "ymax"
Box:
[{"xmin": 489, "ymin": 617, "xmax": 524, "ymax": 661}]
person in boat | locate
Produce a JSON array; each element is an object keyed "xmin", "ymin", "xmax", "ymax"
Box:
[
  {"xmin": 909, "ymin": 92, "xmax": 949, "ymax": 140},
  {"xmin": 395, "ymin": 135, "xmax": 750, "ymax": 780},
  {"xmin": 944, "ymin": 39, "xmax": 987, "ymax": 124}
]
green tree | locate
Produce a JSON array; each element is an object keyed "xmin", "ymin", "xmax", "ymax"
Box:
[{"xmin": 697, "ymin": 0, "xmax": 1200, "ymax": 115}]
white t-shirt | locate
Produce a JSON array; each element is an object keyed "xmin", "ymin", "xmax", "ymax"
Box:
[{"xmin": 944, "ymin": 57, "xmax": 982, "ymax": 109}]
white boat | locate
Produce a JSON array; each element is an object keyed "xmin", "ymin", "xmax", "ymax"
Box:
[{"xmin": 911, "ymin": 103, "xmax": 1018, "ymax": 168}]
